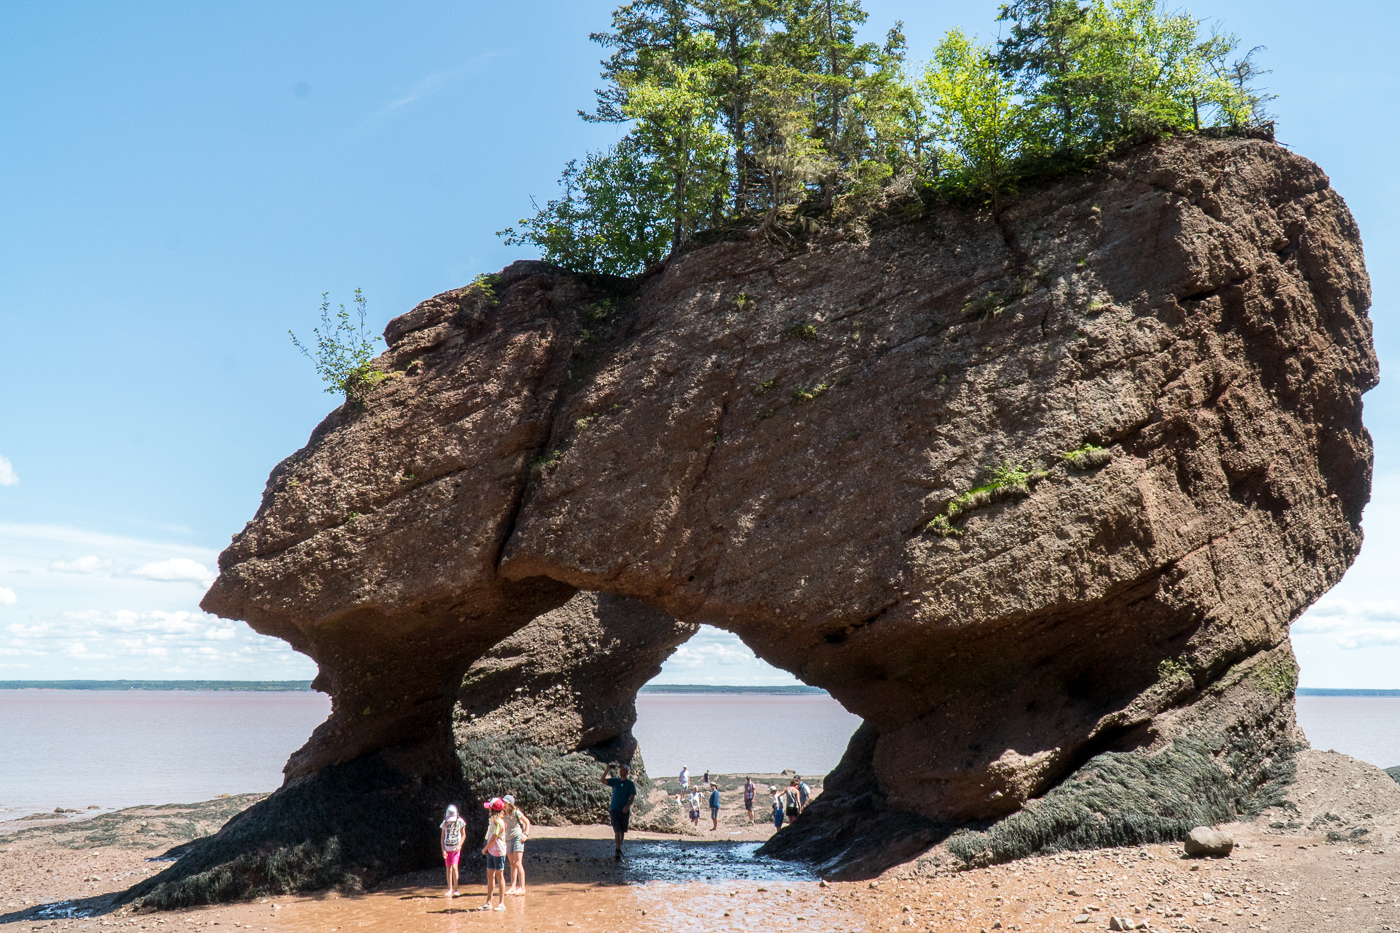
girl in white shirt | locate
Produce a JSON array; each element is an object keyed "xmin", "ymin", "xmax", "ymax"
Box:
[{"xmin": 439, "ymin": 805, "xmax": 466, "ymax": 898}]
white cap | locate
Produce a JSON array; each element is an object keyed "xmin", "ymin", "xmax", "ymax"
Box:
[{"xmin": 502, "ymin": 794, "xmax": 515, "ymax": 805}]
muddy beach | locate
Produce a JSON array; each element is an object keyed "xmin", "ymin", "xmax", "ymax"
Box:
[{"xmin": 3, "ymin": 754, "xmax": 1397, "ymax": 932}]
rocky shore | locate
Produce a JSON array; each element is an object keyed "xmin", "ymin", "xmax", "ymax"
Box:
[{"xmin": 3, "ymin": 753, "xmax": 1396, "ymax": 931}]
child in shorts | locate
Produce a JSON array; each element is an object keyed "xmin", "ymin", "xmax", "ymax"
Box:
[
  {"xmin": 439, "ymin": 805, "xmax": 466, "ymax": 898},
  {"xmin": 480, "ymin": 798, "xmax": 507, "ymax": 911}
]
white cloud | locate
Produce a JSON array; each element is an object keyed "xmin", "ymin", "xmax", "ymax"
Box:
[
  {"xmin": 50, "ymin": 555, "xmax": 113, "ymax": 574},
  {"xmin": 0, "ymin": 455, "xmax": 17, "ymax": 486},
  {"xmin": 0, "ymin": 586, "xmax": 16, "ymax": 605},
  {"xmin": 653, "ymin": 625, "xmax": 802, "ymax": 686},
  {"xmin": 0, "ymin": 606, "xmax": 316, "ymax": 678},
  {"xmin": 1294, "ymin": 598, "xmax": 1400, "ymax": 649},
  {"xmin": 372, "ymin": 71, "xmax": 459, "ymax": 120},
  {"xmin": 0, "ymin": 522, "xmax": 314, "ymax": 679},
  {"xmin": 130, "ymin": 558, "xmax": 214, "ymax": 585}
]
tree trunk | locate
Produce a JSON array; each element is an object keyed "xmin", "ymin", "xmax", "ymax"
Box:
[{"xmin": 670, "ymin": 167, "xmax": 687, "ymax": 256}]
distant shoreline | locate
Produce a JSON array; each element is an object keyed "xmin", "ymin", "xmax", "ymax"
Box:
[
  {"xmin": 6, "ymin": 682, "xmax": 1389, "ymax": 697},
  {"xmin": 639, "ymin": 684, "xmax": 829, "ymax": 695},
  {"xmin": 0, "ymin": 680, "xmax": 830, "ymax": 695},
  {"xmin": 0, "ymin": 680, "xmax": 315, "ymax": 692}
]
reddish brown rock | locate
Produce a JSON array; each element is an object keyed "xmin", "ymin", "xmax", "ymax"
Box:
[{"xmin": 131, "ymin": 134, "xmax": 1375, "ymax": 905}]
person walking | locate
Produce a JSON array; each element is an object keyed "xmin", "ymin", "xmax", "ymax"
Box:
[
  {"xmin": 770, "ymin": 785, "xmax": 784, "ymax": 829},
  {"xmin": 502, "ymin": 794, "xmax": 531, "ymax": 896},
  {"xmin": 439, "ymin": 804, "xmax": 466, "ymax": 898},
  {"xmin": 479, "ymin": 798, "xmax": 507, "ymax": 911},
  {"xmin": 601, "ymin": 763, "xmax": 637, "ymax": 859},
  {"xmin": 708, "ymin": 782, "xmax": 721, "ymax": 830},
  {"xmin": 703, "ymin": 769, "xmax": 711, "ymax": 786},
  {"xmin": 797, "ymin": 775, "xmax": 811, "ymax": 813},
  {"xmin": 743, "ymin": 777, "xmax": 756, "ymax": 823},
  {"xmin": 687, "ymin": 786, "xmax": 702, "ymax": 828},
  {"xmin": 680, "ymin": 766, "xmax": 689, "ymax": 791}
]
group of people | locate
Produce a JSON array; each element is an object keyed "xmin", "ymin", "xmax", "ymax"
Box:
[
  {"xmin": 438, "ymin": 795, "xmax": 531, "ymax": 910},
  {"xmin": 437, "ymin": 763, "xmax": 816, "ymax": 906},
  {"xmin": 678, "ymin": 766, "xmax": 811, "ymax": 830},
  {"xmin": 436, "ymin": 762, "xmax": 638, "ymax": 911}
]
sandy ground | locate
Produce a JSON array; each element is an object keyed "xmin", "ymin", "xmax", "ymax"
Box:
[{"xmin": 1, "ymin": 754, "xmax": 1395, "ymax": 933}]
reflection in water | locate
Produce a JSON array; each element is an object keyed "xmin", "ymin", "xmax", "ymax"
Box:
[{"xmin": 554, "ymin": 840, "xmax": 815, "ymax": 884}]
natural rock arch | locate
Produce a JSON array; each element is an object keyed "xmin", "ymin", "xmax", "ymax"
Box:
[{"xmin": 124, "ymin": 134, "xmax": 1375, "ymax": 907}]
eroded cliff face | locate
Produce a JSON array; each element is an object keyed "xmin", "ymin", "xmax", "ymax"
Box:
[{"xmin": 129, "ymin": 135, "xmax": 1375, "ymax": 904}]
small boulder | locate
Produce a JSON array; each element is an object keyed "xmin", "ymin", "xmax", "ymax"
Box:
[{"xmin": 1183, "ymin": 826, "xmax": 1234, "ymax": 857}]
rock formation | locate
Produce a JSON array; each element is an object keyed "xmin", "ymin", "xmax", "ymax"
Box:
[{"xmin": 126, "ymin": 133, "xmax": 1375, "ymax": 906}]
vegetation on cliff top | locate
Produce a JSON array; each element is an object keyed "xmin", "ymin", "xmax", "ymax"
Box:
[
  {"xmin": 501, "ymin": 0, "xmax": 1274, "ymax": 275},
  {"xmin": 288, "ymin": 289, "xmax": 386, "ymax": 405}
]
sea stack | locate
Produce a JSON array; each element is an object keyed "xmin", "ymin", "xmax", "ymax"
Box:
[{"xmin": 126, "ymin": 133, "xmax": 1375, "ymax": 906}]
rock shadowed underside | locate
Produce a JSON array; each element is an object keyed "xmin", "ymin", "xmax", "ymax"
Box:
[{"xmin": 126, "ymin": 135, "xmax": 1375, "ymax": 906}]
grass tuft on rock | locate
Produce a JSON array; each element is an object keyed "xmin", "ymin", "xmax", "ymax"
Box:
[
  {"xmin": 1061, "ymin": 443, "xmax": 1112, "ymax": 470},
  {"xmin": 926, "ymin": 462, "xmax": 1048, "ymax": 537}
]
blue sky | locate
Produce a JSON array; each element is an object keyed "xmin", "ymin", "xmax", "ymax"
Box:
[{"xmin": 1, "ymin": 1, "xmax": 1397, "ymax": 686}]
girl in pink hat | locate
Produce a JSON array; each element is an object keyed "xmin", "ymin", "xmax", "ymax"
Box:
[{"xmin": 479, "ymin": 798, "xmax": 508, "ymax": 911}]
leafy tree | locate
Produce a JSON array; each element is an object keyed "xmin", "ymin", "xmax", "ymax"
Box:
[
  {"xmin": 288, "ymin": 290, "xmax": 385, "ymax": 405},
  {"xmin": 997, "ymin": 0, "xmax": 1268, "ymax": 147},
  {"xmin": 921, "ymin": 29, "xmax": 1029, "ymax": 213},
  {"xmin": 498, "ymin": 141, "xmax": 673, "ymax": 276}
]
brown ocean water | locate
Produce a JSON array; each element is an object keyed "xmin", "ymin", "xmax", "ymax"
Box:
[{"xmin": 1, "ymin": 690, "xmax": 1393, "ymax": 820}]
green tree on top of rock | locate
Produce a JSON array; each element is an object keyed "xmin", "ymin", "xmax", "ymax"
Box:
[{"xmin": 501, "ymin": 0, "xmax": 1275, "ymax": 276}]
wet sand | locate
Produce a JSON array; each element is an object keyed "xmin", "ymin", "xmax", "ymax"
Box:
[
  {"xmin": 2, "ymin": 753, "xmax": 1396, "ymax": 932},
  {"xmin": 0, "ymin": 825, "xmax": 854, "ymax": 932},
  {"xmin": 4, "ymin": 821, "xmax": 1397, "ymax": 933}
]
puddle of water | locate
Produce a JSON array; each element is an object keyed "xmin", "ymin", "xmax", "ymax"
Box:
[
  {"xmin": 233, "ymin": 880, "xmax": 859, "ymax": 933},
  {"xmin": 165, "ymin": 837, "xmax": 863, "ymax": 933},
  {"xmin": 32, "ymin": 900, "xmax": 100, "ymax": 919},
  {"xmin": 577, "ymin": 841, "xmax": 814, "ymax": 884}
]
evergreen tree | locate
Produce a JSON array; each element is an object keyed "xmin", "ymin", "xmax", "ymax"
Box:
[
  {"xmin": 622, "ymin": 60, "xmax": 731, "ymax": 252},
  {"xmin": 504, "ymin": 0, "xmax": 1273, "ymax": 275},
  {"xmin": 995, "ymin": 0, "xmax": 1093, "ymax": 151}
]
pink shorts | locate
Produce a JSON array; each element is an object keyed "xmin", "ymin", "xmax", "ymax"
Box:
[{"xmin": 443, "ymin": 850, "xmax": 461, "ymax": 867}]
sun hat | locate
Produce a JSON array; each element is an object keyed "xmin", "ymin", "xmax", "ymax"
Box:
[
  {"xmin": 502, "ymin": 794, "xmax": 515, "ymax": 805},
  {"xmin": 483, "ymin": 797, "xmax": 505, "ymax": 811}
]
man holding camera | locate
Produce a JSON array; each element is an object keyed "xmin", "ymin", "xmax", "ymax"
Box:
[{"xmin": 600, "ymin": 762, "xmax": 637, "ymax": 859}]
